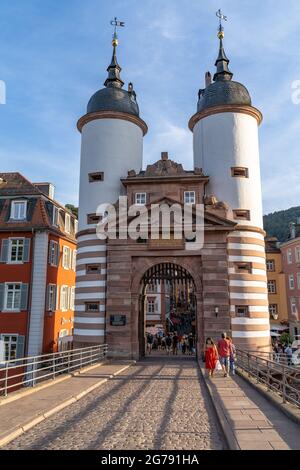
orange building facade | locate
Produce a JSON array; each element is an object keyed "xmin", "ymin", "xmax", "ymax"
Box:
[
  {"xmin": 265, "ymin": 237, "xmax": 289, "ymax": 339},
  {"xmin": 0, "ymin": 173, "xmax": 77, "ymax": 362}
]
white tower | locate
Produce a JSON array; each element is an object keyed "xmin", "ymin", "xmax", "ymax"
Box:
[
  {"xmin": 189, "ymin": 22, "xmax": 270, "ymax": 351},
  {"xmin": 74, "ymin": 26, "xmax": 147, "ymax": 347}
]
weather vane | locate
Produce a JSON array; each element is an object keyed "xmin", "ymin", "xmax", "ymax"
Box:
[
  {"xmin": 110, "ymin": 17, "xmax": 125, "ymax": 47},
  {"xmin": 216, "ymin": 9, "xmax": 227, "ymax": 39}
]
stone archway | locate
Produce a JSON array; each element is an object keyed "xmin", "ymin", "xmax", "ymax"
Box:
[{"xmin": 131, "ymin": 256, "xmax": 203, "ymax": 360}]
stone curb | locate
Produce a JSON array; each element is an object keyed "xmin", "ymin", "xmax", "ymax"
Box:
[
  {"xmin": 236, "ymin": 368, "xmax": 300, "ymax": 426},
  {"xmin": 198, "ymin": 363, "xmax": 240, "ymax": 450},
  {"xmin": 0, "ymin": 361, "xmax": 135, "ymax": 448},
  {"xmin": 0, "ymin": 360, "xmax": 108, "ymax": 407}
]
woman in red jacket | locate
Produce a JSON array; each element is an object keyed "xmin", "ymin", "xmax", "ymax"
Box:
[{"xmin": 205, "ymin": 338, "xmax": 219, "ymax": 377}]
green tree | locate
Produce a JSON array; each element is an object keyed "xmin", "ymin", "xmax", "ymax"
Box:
[
  {"xmin": 65, "ymin": 204, "xmax": 78, "ymax": 218},
  {"xmin": 280, "ymin": 332, "xmax": 292, "ymax": 347}
]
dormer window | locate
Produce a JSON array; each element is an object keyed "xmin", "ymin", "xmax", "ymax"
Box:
[
  {"xmin": 52, "ymin": 206, "xmax": 59, "ymax": 226},
  {"xmin": 135, "ymin": 193, "xmax": 147, "ymax": 205},
  {"xmin": 11, "ymin": 201, "xmax": 27, "ymax": 220},
  {"xmin": 74, "ymin": 219, "xmax": 78, "ymax": 234},
  {"xmin": 184, "ymin": 191, "xmax": 196, "ymax": 204},
  {"xmin": 65, "ymin": 213, "xmax": 71, "ymax": 234}
]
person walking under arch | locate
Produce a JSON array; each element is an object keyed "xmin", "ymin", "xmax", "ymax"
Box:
[
  {"xmin": 205, "ymin": 338, "xmax": 219, "ymax": 378},
  {"xmin": 217, "ymin": 332, "xmax": 232, "ymax": 377}
]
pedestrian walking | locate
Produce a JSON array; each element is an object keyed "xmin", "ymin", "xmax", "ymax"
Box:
[
  {"xmin": 172, "ymin": 333, "xmax": 179, "ymax": 355},
  {"xmin": 205, "ymin": 338, "xmax": 219, "ymax": 378},
  {"xmin": 146, "ymin": 333, "xmax": 154, "ymax": 355},
  {"xmin": 227, "ymin": 336, "xmax": 236, "ymax": 375},
  {"xmin": 165, "ymin": 334, "xmax": 172, "ymax": 355},
  {"xmin": 285, "ymin": 344, "xmax": 293, "ymax": 366},
  {"xmin": 217, "ymin": 332, "xmax": 232, "ymax": 377}
]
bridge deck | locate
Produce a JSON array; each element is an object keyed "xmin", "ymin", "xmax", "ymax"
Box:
[{"xmin": 1, "ymin": 356, "xmax": 299, "ymax": 450}]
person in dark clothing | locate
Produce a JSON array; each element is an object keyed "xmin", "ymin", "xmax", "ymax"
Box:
[
  {"xmin": 172, "ymin": 333, "xmax": 179, "ymax": 355},
  {"xmin": 165, "ymin": 335, "xmax": 172, "ymax": 355}
]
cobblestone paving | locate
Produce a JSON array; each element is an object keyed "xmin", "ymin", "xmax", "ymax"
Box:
[{"xmin": 4, "ymin": 357, "xmax": 225, "ymax": 450}]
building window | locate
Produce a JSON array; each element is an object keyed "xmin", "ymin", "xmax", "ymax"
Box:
[
  {"xmin": 147, "ymin": 284, "xmax": 157, "ymax": 294},
  {"xmin": 184, "ymin": 191, "xmax": 196, "ymax": 204},
  {"xmin": 86, "ymin": 264, "xmax": 101, "ymax": 274},
  {"xmin": 287, "ymin": 249, "xmax": 293, "ymax": 264},
  {"xmin": 65, "ymin": 214, "xmax": 71, "ymax": 234},
  {"xmin": 295, "ymin": 246, "xmax": 300, "ymax": 263},
  {"xmin": 289, "ymin": 274, "xmax": 295, "ymax": 290},
  {"xmin": 47, "ymin": 284, "xmax": 57, "ymax": 311},
  {"xmin": 62, "ymin": 246, "xmax": 71, "ymax": 270},
  {"xmin": 9, "ymin": 239, "xmax": 24, "ymax": 263},
  {"xmin": 266, "ymin": 259, "xmax": 275, "ymax": 272},
  {"xmin": 10, "ymin": 201, "xmax": 27, "ymax": 220},
  {"xmin": 85, "ymin": 302, "xmax": 100, "ymax": 312},
  {"xmin": 234, "ymin": 262, "xmax": 252, "ymax": 274},
  {"xmin": 297, "ymin": 273, "xmax": 300, "ymax": 290},
  {"xmin": 5, "ymin": 283, "xmax": 21, "ymax": 311},
  {"xmin": 267, "ymin": 280, "xmax": 277, "ymax": 294},
  {"xmin": 1, "ymin": 335, "xmax": 18, "ymax": 361},
  {"xmin": 52, "ymin": 206, "xmax": 59, "ymax": 226},
  {"xmin": 233, "ymin": 210, "xmax": 250, "ymax": 221},
  {"xmin": 235, "ymin": 306, "xmax": 249, "ymax": 317},
  {"xmin": 69, "ymin": 287, "xmax": 75, "ymax": 311},
  {"xmin": 269, "ymin": 304, "xmax": 278, "ymax": 316},
  {"xmin": 231, "ymin": 167, "xmax": 249, "ymax": 178},
  {"xmin": 60, "ymin": 286, "xmax": 69, "ymax": 312},
  {"xmin": 49, "ymin": 240, "xmax": 59, "ymax": 266},
  {"xmin": 87, "ymin": 214, "xmax": 101, "ymax": 225},
  {"xmin": 291, "ymin": 298, "xmax": 297, "ymax": 316},
  {"xmin": 74, "ymin": 220, "xmax": 78, "ymax": 234},
  {"xmin": 147, "ymin": 299, "xmax": 155, "ymax": 313},
  {"xmin": 89, "ymin": 172, "xmax": 104, "ymax": 182},
  {"xmin": 135, "ymin": 193, "xmax": 147, "ymax": 205}
]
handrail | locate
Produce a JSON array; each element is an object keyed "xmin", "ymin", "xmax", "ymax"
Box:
[
  {"xmin": 0, "ymin": 344, "xmax": 108, "ymax": 397},
  {"xmin": 236, "ymin": 349, "xmax": 300, "ymax": 408}
]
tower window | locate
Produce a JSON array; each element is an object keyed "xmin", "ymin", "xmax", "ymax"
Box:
[
  {"xmin": 268, "ymin": 280, "xmax": 277, "ymax": 294},
  {"xmin": 135, "ymin": 193, "xmax": 147, "ymax": 205},
  {"xmin": 87, "ymin": 214, "xmax": 101, "ymax": 225},
  {"xmin": 85, "ymin": 302, "xmax": 100, "ymax": 312},
  {"xmin": 235, "ymin": 306, "xmax": 249, "ymax": 317},
  {"xmin": 89, "ymin": 172, "xmax": 104, "ymax": 182},
  {"xmin": 184, "ymin": 191, "xmax": 196, "ymax": 204},
  {"xmin": 86, "ymin": 264, "xmax": 101, "ymax": 274},
  {"xmin": 233, "ymin": 210, "xmax": 250, "ymax": 221},
  {"xmin": 234, "ymin": 262, "xmax": 252, "ymax": 274},
  {"xmin": 231, "ymin": 167, "xmax": 249, "ymax": 178}
]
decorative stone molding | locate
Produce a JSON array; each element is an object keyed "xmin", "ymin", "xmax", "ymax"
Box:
[
  {"xmin": 188, "ymin": 104, "xmax": 263, "ymax": 131},
  {"xmin": 77, "ymin": 110, "xmax": 148, "ymax": 136}
]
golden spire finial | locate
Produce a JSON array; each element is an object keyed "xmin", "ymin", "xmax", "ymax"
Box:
[
  {"xmin": 110, "ymin": 17, "xmax": 125, "ymax": 47},
  {"xmin": 216, "ymin": 9, "xmax": 227, "ymax": 39}
]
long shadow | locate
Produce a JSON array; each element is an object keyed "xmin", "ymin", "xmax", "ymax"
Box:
[
  {"xmin": 86, "ymin": 363, "xmax": 167, "ymax": 449},
  {"xmin": 206, "ymin": 368, "xmax": 300, "ymax": 449},
  {"xmin": 19, "ymin": 363, "xmax": 160, "ymax": 450}
]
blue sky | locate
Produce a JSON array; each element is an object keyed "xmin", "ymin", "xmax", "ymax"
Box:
[{"xmin": 0, "ymin": 0, "xmax": 299, "ymax": 214}]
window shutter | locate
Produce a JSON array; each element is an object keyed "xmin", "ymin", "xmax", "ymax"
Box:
[
  {"xmin": 16, "ymin": 336, "xmax": 25, "ymax": 359},
  {"xmin": 23, "ymin": 239, "xmax": 31, "ymax": 262},
  {"xmin": 53, "ymin": 285, "xmax": 57, "ymax": 311},
  {"xmin": 0, "ymin": 239, "xmax": 9, "ymax": 263},
  {"xmin": 20, "ymin": 284, "xmax": 29, "ymax": 310},
  {"xmin": 55, "ymin": 244, "xmax": 60, "ymax": 267},
  {"xmin": 56, "ymin": 285, "xmax": 60, "ymax": 310},
  {"xmin": 48, "ymin": 241, "xmax": 52, "ymax": 264},
  {"xmin": 0, "ymin": 283, "xmax": 5, "ymax": 311},
  {"xmin": 46, "ymin": 284, "xmax": 50, "ymax": 311}
]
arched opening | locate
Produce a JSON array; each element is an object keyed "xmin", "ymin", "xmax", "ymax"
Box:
[{"xmin": 139, "ymin": 263, "xmax": 197, "ymax": 358}]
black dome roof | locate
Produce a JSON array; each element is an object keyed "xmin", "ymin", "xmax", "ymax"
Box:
[
  {"xmin": 87, "ymin": 87, "xmax": 140, "ymax": 116},
  {"xmin": 197, "ymin": 80, "xmax": 251, "ymax": 112}
]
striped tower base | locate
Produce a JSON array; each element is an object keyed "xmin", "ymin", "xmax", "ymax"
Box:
[
  {"xmin": 73, "ymin": 231, "xmax": 106, "ymax": 346},
  {"xmin": 228, "ymin": 229, "xmax": 271, "ymax": 352}
]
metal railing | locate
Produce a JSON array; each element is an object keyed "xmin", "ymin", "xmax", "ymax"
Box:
[
  {"xmin": 236, "ymin": 349, "xmax": 300, "ymax": 408},
  {"xmin": 244, "ymin": 351, "xmax": 297, "ymax": 366},
  {"xmin": 0, "ymin": 344, "xmax": 108, "ymax": 397}
]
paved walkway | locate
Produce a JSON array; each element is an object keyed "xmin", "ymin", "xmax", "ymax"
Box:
[
  {"xmin": 3, "ymin": 357, "xmax": 225, "ymax": 450},
  {"xmin": 203, "ymin": 367, "xmax": 300, "ymax": 450},
  {"xmin": 0, "ymin": 361, "xmax": 133, "ymax": 447}
]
